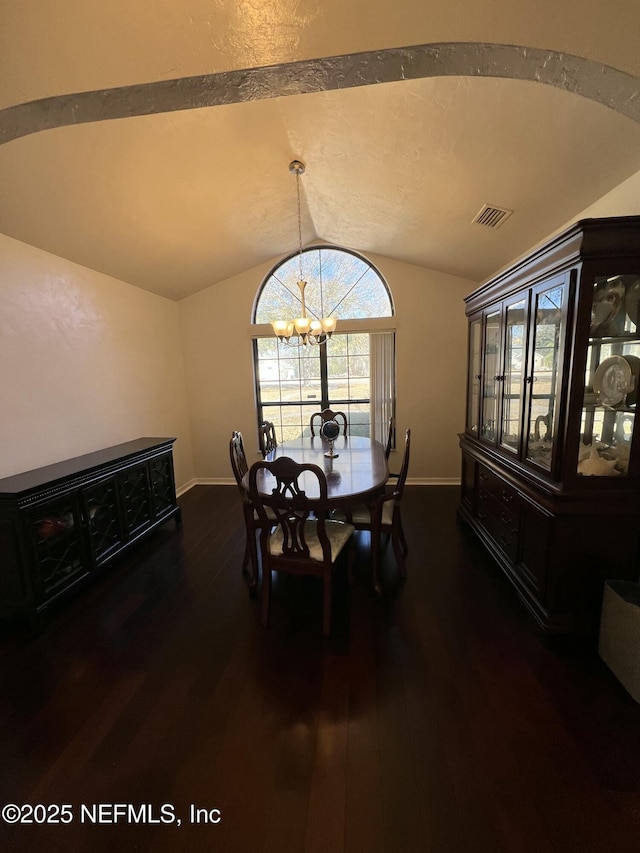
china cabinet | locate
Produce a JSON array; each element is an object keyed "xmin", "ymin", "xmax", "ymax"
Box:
[
  {"xmin": 0, "ymin": 438, "xmax": 180, "ymax": 619},
  {"xmin": 459, "ymin": 216, "xmax": 640, "ymax": 638}
]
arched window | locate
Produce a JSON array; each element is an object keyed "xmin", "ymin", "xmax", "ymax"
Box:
[
  {"xmin": 254, "ymin": 245, "xmax": 393, "ymax": 325},
  {"xmin": 253, "ymin": 246, "xmax": 396, "ymax": 444}
]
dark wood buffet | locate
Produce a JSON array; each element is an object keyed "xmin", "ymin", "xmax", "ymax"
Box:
[
  {"xmin": 0, "ymin": 437, "xmax": 181, "ymax": 619},
  {"xmin": 459, "ymin": 216, "xmax": 640, "ymax": 638}
]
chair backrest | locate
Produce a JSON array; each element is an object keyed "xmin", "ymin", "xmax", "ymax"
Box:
[
  {"xmin": 310, "ymin": 408, "xmax": 348, "ymax": 437},
  {"xmin": 248, "ymin": 456, "xmax": 331, "ymax": 564},
  {"xmin": 229, "ymin": 430, "xmax": 249, "ymax": 489},
  {"xmin": 393, "ymin": 429, "xmax": 411, "ymax": 499},
  {"xmin": 259, "ymin": 420, "xmax": 278, "ymax": 458},
  {"xmin": 384, "ymin": 416, "xmax": 395, "ymax": 460}
]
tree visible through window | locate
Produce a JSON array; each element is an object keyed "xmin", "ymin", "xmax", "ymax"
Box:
[{"xmin": 253, "ymin": 246, "xmax": 394, "ymax": 441}]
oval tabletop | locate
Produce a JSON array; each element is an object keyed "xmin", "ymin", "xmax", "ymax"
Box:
[{"xmin": 249, "ymin": 436, "xmax": 389, "ymax": 506}]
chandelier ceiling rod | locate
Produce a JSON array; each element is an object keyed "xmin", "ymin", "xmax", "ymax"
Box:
[{"xmin": 292, "ymin": 160, "xmax": 304, "ymax": 282}]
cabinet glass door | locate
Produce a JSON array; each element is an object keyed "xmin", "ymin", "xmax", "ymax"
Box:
[
  {"xmin": 481, "ymin": 310, "xmax": 501, "ymax": 442},
  {"xmin": 119, "ymin": 464, "xmax": 152, "ymax": 536},
  {"xmin": 466, "ymin": 317, "xmax": 482, "ymax": 436},
  {"xmin": 83, "ymin": 478, "xmax": 124, "ymax": 563},
  {"xmin": 29, "ymin": 496, "xmax": 85, "ymax": 604},
  {"xmin": 499, "ymin": 298, "xmax": 527, "ymax": 453},
  {"xmin": 577, "ymin": 273, "xmax": 640, "ymax": 477},
  {"xmin": 525, "ymin": 280, "xmax": 566, "ymax": 471}
]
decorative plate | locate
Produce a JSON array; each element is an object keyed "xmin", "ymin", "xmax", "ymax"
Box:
[
  {"xmin": 593, "ymin": 355, "xmax": 635, "ymax": 407},
  {"xmin": 624, "ymin": 278, "xmax": 640, "ymax": 329},
  {"xmin": 623, "ymin": 354, "xmax": 640, "ymax": 407},
  {"xmin": 590, "ymin": 278, "xmax": 626, "ymax": 336}
]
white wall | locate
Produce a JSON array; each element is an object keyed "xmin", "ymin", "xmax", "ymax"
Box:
[
  {"xmin": 499, "ymin": 170, "xmax": 640, "ymax": 273},
  {"xmin": 372, "ymin": 252, "xmax": 474, "ymax": 482},
  {"xmin": 0, "ymin": 234, "xmax": 195, "ymax": 489},
  {"xmin": 566, "ymin": 169, "xmax": 640, "ymax": 222},
  {"xmin": 178, "ymin": 258, "xmax": 273, "ymax": 482},
  {"xmin": 178, "ymin": 251, "xmax": 474, "ymax": 484}
]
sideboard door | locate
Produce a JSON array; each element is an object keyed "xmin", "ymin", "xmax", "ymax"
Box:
[{"xmin": 26, "ymin": 493, "xmax": 88, "ymax": 607}]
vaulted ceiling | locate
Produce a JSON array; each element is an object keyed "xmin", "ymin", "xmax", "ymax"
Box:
[{"xmin": 1, "ymin": 2, "xmax": 639, "ymax": 301}]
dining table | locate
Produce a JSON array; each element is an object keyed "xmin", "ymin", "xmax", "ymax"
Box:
[
  {"xmin": 244, "ymin": 434, "xmax": 390, "ymax": 594},
  {"xmin": 255, "ymin": 434, "xmax": 389, "ymax": 507}
]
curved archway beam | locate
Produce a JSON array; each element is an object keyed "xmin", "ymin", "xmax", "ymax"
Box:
[{"xmin": 1, "ymin": 41, "xmax": 639, "ymax": 146}]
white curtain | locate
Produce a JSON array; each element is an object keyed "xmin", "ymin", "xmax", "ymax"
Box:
[{"xmin": 370, "ymin": 332, "xmax": 395, "ymax": 444}]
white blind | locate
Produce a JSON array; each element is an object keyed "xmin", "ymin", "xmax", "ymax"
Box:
[{"xmin": 370, "ymin": 331, "xmax": 395, "ymax": 444}]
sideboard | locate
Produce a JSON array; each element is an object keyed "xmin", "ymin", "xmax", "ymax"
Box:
[{"xmin": 0, "ymin": 437, "xmax": 181, "ymax": 619}]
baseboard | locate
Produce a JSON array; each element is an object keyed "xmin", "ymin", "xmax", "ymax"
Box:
[
  {"xmin": 408, "ymin": 477, "xmax": 460, "ymax": 486},
  {"xmin": 175, "ymin": 478, "xmax": 201, "ymax": 496}
]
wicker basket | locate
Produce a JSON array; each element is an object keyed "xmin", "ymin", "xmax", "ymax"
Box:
[{"xmin": 599, "ymin": 580, "xmax": 640, "ymax": 703}]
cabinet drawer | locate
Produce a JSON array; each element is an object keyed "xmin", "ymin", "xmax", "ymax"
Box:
[
  {"xmin": 477, "ymin": 490, "xmax": 519, "ymax": 562},
  {"xmin": 477, "ymin": 464, "xmax": 518, "ymax": 508}
]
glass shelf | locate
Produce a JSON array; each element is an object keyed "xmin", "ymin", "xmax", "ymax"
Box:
[{"xmin": 589, "ymin": 333, "xmax": 640, "ymax": 345}]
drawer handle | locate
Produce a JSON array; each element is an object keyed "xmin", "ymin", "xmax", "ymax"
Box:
[
  {"xmin": 478, "ymin": 489, "xmax": 488, "ymax": 500},
  {"xmin": 479, "ymin": 471, "xmax": 489, "ymax": 481},
  {"xmin": 501, "ymin": 489, "xmax": 513, "ymax": 503}
]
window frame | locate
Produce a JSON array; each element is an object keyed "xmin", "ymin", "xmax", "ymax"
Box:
[{"xmin": 252, "ymin": 245, "xmax": 397, "ymax": 445}]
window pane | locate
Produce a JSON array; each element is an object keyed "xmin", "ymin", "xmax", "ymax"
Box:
[
  {"xmin": 327, "ymin": 356, "xmax": 348, "ymax": 376},
  {"xmin": 254, "ymin": 247, "xmax": 393, "ymax": 323},
  {"xmin": 345, "ymin": 402, "xmax": 371, "ymax": 437},
  {"xmin": 348, "ymin": 354, "xmax": 370, "ymax": 379}
]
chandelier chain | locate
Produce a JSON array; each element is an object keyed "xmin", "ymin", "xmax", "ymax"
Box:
[{"xmin": 296, "ymin": 167, "xmax": 303, "ymax": 281}]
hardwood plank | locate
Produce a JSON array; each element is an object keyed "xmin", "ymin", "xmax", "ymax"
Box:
[
  {"xmin": 304, "ymin": 655, "xmax": 350, "ymax": 853},
  {"xmin": 343, "ymin": 589, "xmax": 385, "ymax": 853}
]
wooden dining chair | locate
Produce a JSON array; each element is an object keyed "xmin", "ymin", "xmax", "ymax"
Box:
[
  {"xmin": 334, "ymin": 428, "xmax": 411, "ymax": 595},
  {"xmin": 385, "ymin": 416, "xmax": 402, "ymax": 481},
  {"xmin": 229, "ymin": 430, "xmax": 262, "ymax": 591},
  {"xmin": 309, "ymin": 408, "xmax": 348, "ymax": 437},
  {"xmin": 385, "ymin": 416, "xmax": 395, "ymax": 460},
  {"xmin": 259, "ymin": 420, "xmax": 278, "ymax": 458},
  {"xmin": 248, "ymin": 456, "xmax": 355, "ymax": 637}
]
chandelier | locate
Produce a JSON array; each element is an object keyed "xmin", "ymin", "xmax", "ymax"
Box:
[{"xmin": 271, "ymin": 160, "xmax": 337, "ymax": 346}]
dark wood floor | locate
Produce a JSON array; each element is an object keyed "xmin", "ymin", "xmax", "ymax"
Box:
[{"xmin": 1, "ymin": 485, "xmax": 640, "ymax": 852}]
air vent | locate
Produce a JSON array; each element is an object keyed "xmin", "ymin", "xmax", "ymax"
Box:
[{"xmin": 473, "ymin": 204, "xmax": 513, "ymax": 229}]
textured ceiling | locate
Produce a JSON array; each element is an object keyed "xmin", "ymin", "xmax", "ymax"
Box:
[{"xmin": 1, "ymin": 3, "xmax": 639, "ymax": 300}]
